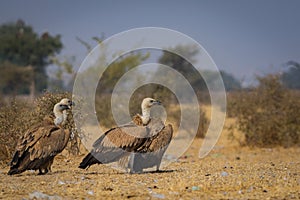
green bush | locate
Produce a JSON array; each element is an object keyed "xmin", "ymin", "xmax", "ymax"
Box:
[{"xmin": 228, "ymin": 74, "xmax": 300, "ymax": 147}]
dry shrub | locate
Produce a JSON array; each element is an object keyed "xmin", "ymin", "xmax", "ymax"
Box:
[
  {"xmin": 228, "ymin": 74, "xmax": 300, "ymax": 147},
  {"xmin": 95, "ymin": 94, "xmax": 114, "ymax": 128},
  {"xmin": 0, "ymin": 99, "xmax": 34, "ymax": 161},
  {"xmin": 197, "ymin": 108, "xmax": 209, "ymax": 138},
  {"xmin": 168, "ymin": 104, "xmax": 208, "ymax": 138},
  {"xmin": 0, "ymin": 91, "xmax": 83, "ymax": 161}
]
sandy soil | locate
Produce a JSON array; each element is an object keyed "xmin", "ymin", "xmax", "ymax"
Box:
[{"xmin": 0, "ymin": 117, "xmax": 299, "ymax": 200}]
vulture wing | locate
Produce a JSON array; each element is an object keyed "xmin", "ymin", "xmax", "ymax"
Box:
[
  {"xmin": 129, "ymin": 121, "xmax": 173, "ymax": 173},
  {"xmin": 8, "ymin": 116, "xmax": 70, "ymax": 175},
  {"xmin": 10, "ymin": 117, "xmax": 58, "ymax": 167},
  {"xmin": 91, "ymin": 124, "xmax": 150, "ymax": 163},
  {"xmin": 79, "ymin": 124, "xmax": 151, "ymax": 169}
]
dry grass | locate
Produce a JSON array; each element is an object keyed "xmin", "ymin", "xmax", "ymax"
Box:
[{"xmin": 0, "ymin": 111, "xmax": 299, "ymax": 199}]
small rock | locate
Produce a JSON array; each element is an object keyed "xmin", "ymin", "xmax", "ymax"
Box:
[
  {"xmin": 248, "ymin": 186, "xmax": 254, "ymax": 192},
  {"xmin": 221, "ymin": 171, "xmax": 228, "ymax": 177},
  {"xmin": 87, "ymin": 190, "xmax": 94, "ymax": 195},
  {"xmin": 151, "ymin": 193, "xmax": 165, "ymax": 199},
  {"xmin": 29, "ymin": 191, "xmax": 61, "ymax": 200},
  {"xmin": 192, "ymin": 186, "xmax": 199, "ymax": 191},
  {"xmin": 58, "ymin": 180, "xmax": 65, "ymax": 185}
]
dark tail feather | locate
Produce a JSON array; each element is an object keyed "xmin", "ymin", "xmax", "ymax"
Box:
[
  {"xmin": 79, "ymin": 153, "xmax": 100, "ymax": 169},
  {"xmin": 7, "ymin": 168, "xmax": 21, "ymax": 175},
  {"xmin": 10, "ymin": 151, "xmax": 20, "ymax": 167}
]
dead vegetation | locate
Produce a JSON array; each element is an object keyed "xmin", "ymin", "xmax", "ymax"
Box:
[{"xmin": 227, "ymin": 74, "xmax": 300, "ymax": 147}]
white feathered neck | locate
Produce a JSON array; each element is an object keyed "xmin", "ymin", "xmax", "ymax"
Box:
[{"xmin": 53, "ymin": 103, "xmax": 68, "ymax": 126}]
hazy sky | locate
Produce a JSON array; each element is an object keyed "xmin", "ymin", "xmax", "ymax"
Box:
[{"xmin": 1, "ymin": 0, "xmax": 299, "ymax": 85}]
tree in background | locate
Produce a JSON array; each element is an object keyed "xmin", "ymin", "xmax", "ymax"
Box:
[
  {"xmin": 156, "ymin": 45, "xmax": 207, "ymax": 104},
  {"xmin": 281, "ymin": 61, "xmax": 300, "ymax": 89},
  {"xmin": 67, "ymin": 36, "xmax": 149, "ymax": 127},
  {"xmin": 156, "ymin": 44, "xmax": 241, "ymax": 104},
  {"xmin": 0, "ymin": 19, "xmax": 62, "ymax": 95},
  {"xmin": 48, "ymin": 55, "xmax": 76, "ymax": 91},
  {"xmin": 220, "ymin": 70, "xmax": 241, "ymax": 91},
  {"xmin": 201, "ymin": 70, "xmax": 241, "ymax": 91},
  {"xmin": 95, "ymin": 51, "xmax": 150, "ymax": 127},
  {"xmin": 0, "ymin": 62, "xmax": 33, "ymax": 96}
]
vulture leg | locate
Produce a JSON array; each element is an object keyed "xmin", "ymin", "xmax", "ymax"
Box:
[
  {"xmin": 130, "ymin": 154, "xmax": 144, "ymax": 173},
  {"xmin": 156, "ymin": 163, "xmax": 161, "ymax": 172},
  {"xmin": 38, "ymin": 169, "xmax": 44, "ymax": 175},
  {"xmin": 129, "ymin": 154, "xmax": 136, "ymax": 174},
  {"xmin": 38, "ymin": 168, "xmax": 48, "ymax": 175},
  {"xmin": 155, "ymin": 151, "xmax": 164, "ymax": 172}
]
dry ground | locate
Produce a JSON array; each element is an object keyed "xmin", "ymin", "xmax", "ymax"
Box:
[{"xmin": 0, "ymin": 117, "xmax": 299, "ymax": 200}]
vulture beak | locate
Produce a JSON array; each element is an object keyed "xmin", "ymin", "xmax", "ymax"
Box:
[
  {"xmin": 69, "ymin": 101, "xmax": 75, "ymax": 109},
  {"xmin": 155, "ymin": 100, "xmax": 161, "ymax": 105},
  {"xmin": 61, "ymin": 104, "xmax": 70, "ymax": 111}
]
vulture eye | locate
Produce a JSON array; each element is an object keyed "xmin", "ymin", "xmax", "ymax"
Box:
[{"xmin": 150, "ymin": 100, "xmax": 154, "ymax": 103}]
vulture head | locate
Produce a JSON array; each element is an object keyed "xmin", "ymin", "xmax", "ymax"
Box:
[
  {"xmin": 53, "ymin": 98, "xmax": 73, "ymax": 126},
  {"xmin": 59, "ymin": 98, "xmax": 74, "ymax": 109},
  {"xmin": 141, "ymin": 98, "xmax": 161, "ymax": 125},
  {"xmin": 142, "ymin": 98, "xmax": 161, "ymax": 109}
]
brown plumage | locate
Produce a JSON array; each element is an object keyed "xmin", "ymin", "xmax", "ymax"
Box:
[
  {"xmin": 79, "ymin": 124, "xmax": 151, "ymax": 168},
  {"xmin": 128, "ymin": 122, "xmax": 173, "ymax": 173},
  {"xmin": 8, "ymin": 98, "xmax": 73, "ymax": 175},
  {"xmin": 79, "ymin": 98, "xmax": 173, "ymax": 173}
]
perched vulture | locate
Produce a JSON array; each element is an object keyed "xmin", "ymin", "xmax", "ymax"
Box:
[
  {"xmin": 128, "ymin": 120, "xmax": 173, "ymax": 173},
  {"xmin": 8, "ymin": 98, "xmax": 73, "ymax": 175},
  {"xmin": 79, "ymin": 98, "xmax": 173, "ymax": 173}
]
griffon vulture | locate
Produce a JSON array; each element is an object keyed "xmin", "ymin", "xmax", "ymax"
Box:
[
  {"xmin": 128, "ymin": 120, "xmax": 173, "ymax": 173},
  {"xmin": 79, "ymin": 98, "xmax": 173, "ymax": 173},
  {"xmin": 8, "ymin": 98, "xmax": 73, "ymax": 175}
]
